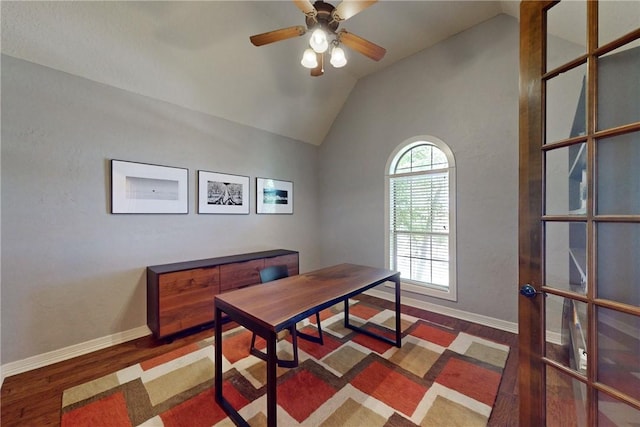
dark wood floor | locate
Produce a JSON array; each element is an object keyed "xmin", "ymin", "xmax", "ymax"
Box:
[{"xmin": 1, "ymin": 295, "xmax": 519, "ymax": 426}]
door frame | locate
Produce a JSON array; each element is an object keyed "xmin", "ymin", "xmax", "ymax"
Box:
[{"xmin": 519, "ymin": 2, "xmax": 552, "ymax": 425}]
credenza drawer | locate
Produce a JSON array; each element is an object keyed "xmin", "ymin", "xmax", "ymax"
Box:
[
  {"xmin": 158, "ymin": 267, "xmax": 219, "ymax": 337},
  {"xmin": 158, "ymin": 267, "xmax": 220, "ymax": 297},
  {"xmin": 219, "ymin": 259, "xmax": 264, "ymax": 292},
  {"xmin": 159, "ymin": 297, "xmax": 216, "ymax": 337}
]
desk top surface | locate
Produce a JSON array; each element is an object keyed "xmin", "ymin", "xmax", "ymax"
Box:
[{"xmin": 215, "ymin": 263, "xmax": 399, "ymax": 330}]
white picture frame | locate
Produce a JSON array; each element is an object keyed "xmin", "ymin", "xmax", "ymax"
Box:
[
  {"xmin": 198, "ymin": 171, "xmax": 250, "ymax": 214},
  {"xmin": 256, "ymin": 177, "xmax": 293, "ymax": 214},
  {"xmin": 111, "ymin": 159, "xmax": 188, "ymax": 214}
]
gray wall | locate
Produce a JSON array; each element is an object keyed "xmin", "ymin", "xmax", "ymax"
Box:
[
  {"xmin": 1, "ymin": 55, "xmax": 320, "ymax": 364},
  {"xmin": 318, "ymin": 14, "xmax": 520, "ymax": 322}
]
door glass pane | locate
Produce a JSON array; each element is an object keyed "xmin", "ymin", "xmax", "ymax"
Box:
[
  {"xmin": 545, "ymin": 222, "xmax": 587, "ymax": 294},
  {"xmin": 546, "ymin": 64, "xmax": 587, "ymax": 143},
  {"xmin": 546, "ymin": 294, "xmax": 566, "ymax": 354},
  {"xmin": 597, "ymin": 132, "xmax": 640, "ymax": 215},
  {"xmin": 546, "ymin": 295, "xmax": 588, "ymax": 374},
  {"xmin": 546, "ymin": 148, "xmax": 569, "ymax": 215},
  {"xmin": 546, "ymin": 365, "xmax": 587, "ymax": 427},
  {"xmin": 546, "ymin": 144, "xmax": 587, "ymax": 215},
  {"xmin": 596, "ymin": 223, "xmax": 640, "ymax": 305},
  {"xmin": 599, "ymin": 1, "xmax": 640, "ymax": 47},
  {"xmin": 598, "ymin": 391, "xmax": 640, "ymax": 426},
  {"xmin": 563, "ymin": 297, "xmax": 588, "ymax": 374},
  {"xmin": 598, "ymin": 45, "xmax": 640, "ymax": 130},
  {"xmin": 597, "ymin": 307, "xmax": 640, "ymax": 402},
  {"xmin": 546, "ymin": 1, "xmax": 586, "ymax": 71}
]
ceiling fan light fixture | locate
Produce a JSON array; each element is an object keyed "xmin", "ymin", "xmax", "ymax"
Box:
[
  {"xmin": 249, "ymin": 0, "xmax": 384, "ymax": 77},
  {"xmin": 330, "ymin": 45, "xmax": 347, "ymax": 68},
  {"xmin": 301, "ymin": 48, "xmax": 318, "ymax": 68},
  {"xmin": 309, "ymin": 28, "xmax": 329, "ymax": 53}
]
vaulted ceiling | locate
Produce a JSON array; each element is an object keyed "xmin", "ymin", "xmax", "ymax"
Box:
[{"xmin": 2, "ymin": 1, "xmax": 522, "ymax": 145}]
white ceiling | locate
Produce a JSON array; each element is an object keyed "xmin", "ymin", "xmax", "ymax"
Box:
[{"xmin": 2, "ymin": 1, "xmax": 522, "ymax": 145}]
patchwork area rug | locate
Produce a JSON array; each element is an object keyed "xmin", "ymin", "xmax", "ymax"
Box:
[{"xmin": 61, "ymin": 301, "xmax": 510, "ymax": 426}]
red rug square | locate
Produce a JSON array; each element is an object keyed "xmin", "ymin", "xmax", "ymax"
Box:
[
  {"xmin": 349, "ymin": 303, "xmax": 382, "ymax": 320},
  {"xmin": 161, "ymin": 382, "xmax": 248, "ymax": 427},
  {"xmin": 352, "ymin": 361, "xmax": 428, "ymax": 416},
  {"xmin": 436, "ymin": 358, "xmax": 502, "ymax": 406},
  {"xmin": 352, "ymin": 326, "xmax": 394, "ymax": 354},
  {"xmin": 296, "ymin": 326, "xmax": 342, "ymax": 359},
  {"xmin": 410, "ymin": 323, "xmax": 457, "ymax": 347},
  {"xmin": 278, "ymin": 370, "xmax": 337, "ymax": 422},
  {"xmin": 61, "ymin": 391, "xmax": 132, "ymax": 426},
  {"xmin": 221, "ymin": 329, "xmax": 253, "ymax": 364}
]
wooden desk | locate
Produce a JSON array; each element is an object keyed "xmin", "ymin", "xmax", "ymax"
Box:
[{"xmin": 214, "ymin": 263, "xmax": 401, "ymax": 427}]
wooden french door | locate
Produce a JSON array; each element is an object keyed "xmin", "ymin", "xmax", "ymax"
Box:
[{"xmin": 519, "ymin": 1, "xmax": 640, "ymax": 425}]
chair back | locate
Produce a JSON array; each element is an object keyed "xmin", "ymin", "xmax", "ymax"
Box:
[{"xmin": 259, "ymin": 265, "xmax": 289, "ymax": 283}]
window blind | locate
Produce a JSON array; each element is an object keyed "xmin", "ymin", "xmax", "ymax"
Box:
[{"xmin": 390, "ymin": 171, "xmax": 449, "ymax": 287}]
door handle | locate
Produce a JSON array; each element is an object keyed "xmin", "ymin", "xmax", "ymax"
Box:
[{"xmin": 520, "ymin": 284, "xmax": 544, "ymax": 298}]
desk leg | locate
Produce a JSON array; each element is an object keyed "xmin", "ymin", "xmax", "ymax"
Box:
[
  {"xmin": 266, "ymin": 331, "xmax": 277, "ymax": 427},
  {"xmin": 394, "ymin": 275, "xmax": 402, "ymax": 347},
  {"xmin": 344, "ymin": 298, "xmax": 350, "ymax": 328},
  {"xmin": 344, "ymin": 277, "xmax": 402, "ymax": 348},
  {"xmin": 214, "ymin": 307, "xmax": 249, "ymax": 427},
  {"xmin": 214, "ymin": 306, "xmax": 223, "ymax": 403}
]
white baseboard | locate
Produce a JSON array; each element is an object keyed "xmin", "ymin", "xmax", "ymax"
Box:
[
  {"xmin": 364, "ymin": 288, "xmax": 519, "ymax": 334},
  {"xmin": 365, "ymin": 289, "xmax": 518, "ymax": 334},
  {"xmin": 364, "ymin": 289, "xmax": 565, "ymax": 346},
  {"xmin": 1, "ymin": 325, "xmax": 151, "ymax": 385}
]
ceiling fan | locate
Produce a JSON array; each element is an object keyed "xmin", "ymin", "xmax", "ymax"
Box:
[{"xmin": 249, "ymin": 0, "xmax": 386, "ymax": 77}]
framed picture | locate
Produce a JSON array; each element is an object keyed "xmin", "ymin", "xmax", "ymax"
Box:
[
  {"xmin": 111, "ymin": 159, "xmax": 188, "ymax": 214},
  {"xmin": 198, "ymin": 171, "xmax": 250, "ymax": 214},
  {"xmin": 256, "ymin": 177, "xmax": 293, "ymax": 214}
]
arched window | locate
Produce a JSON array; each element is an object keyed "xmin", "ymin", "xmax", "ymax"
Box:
[{"xmin": 385, "ymin": 136, "xmax": 457, "ymax": 301}]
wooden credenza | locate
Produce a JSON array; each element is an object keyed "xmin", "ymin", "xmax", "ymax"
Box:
[{"xmin": 147, "ymin": 249, "xmax": 299, "ymax": 339}]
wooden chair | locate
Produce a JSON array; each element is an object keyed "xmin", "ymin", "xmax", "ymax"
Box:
[{"xmin": 249, "ymin": 265, "xmax": 324, "ymax": 368}]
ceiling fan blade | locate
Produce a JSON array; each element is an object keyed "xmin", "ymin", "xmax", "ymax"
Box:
[
  {"xmin": 293, "ymin": 0, "xmax": 316, "ymax": 16},
  {"xmin": 332, "ymin": 0, "xmax": 377, "ymax": 21},
  {"xmin": 339, "ymin": 30, "xmax": 386, "ymax": 61},
  {"xmin": 250, "ymin": 26, "xmax": 306, "ymax": 46},
  {"xmin": 311, "ymin": 52, "xmax": 324, "ymax": 76}
]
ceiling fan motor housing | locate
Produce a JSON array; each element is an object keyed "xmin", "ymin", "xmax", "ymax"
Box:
[{"xmin": 306, "ymin": 1, "xmax": 339, "ymax": 33}]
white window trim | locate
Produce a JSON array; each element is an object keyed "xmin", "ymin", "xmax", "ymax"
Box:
[{"xmin": 384, "ymin": 135, "xmax": 457, "ymax": 301}]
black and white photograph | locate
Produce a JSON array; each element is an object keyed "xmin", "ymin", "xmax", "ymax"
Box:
[
  {"xmin": 111, "ymin": 160, "xmax": 188, "ymax": 214},
  {"xmin": 256, "ymin": 177, "xmax": 293, "ymax": 214},
  {"xmin": 198, "ymin": 171, "xmax": 249, "ymax": 214}
]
